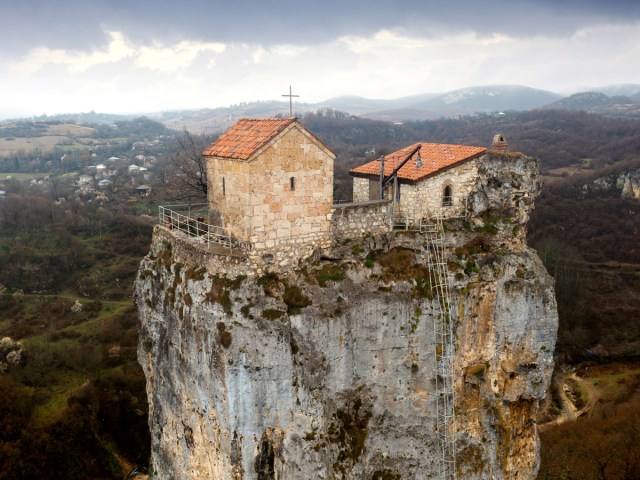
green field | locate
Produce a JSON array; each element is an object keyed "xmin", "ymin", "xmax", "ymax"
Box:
[
  {"xmin": 0, "ymin": 172, "xmax": 43, "ymax": 181},
  {"xmin": 0, "ymin": 122, "xmax": 124, "ymax": 157}
]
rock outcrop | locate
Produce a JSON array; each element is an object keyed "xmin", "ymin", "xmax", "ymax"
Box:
[
  {"xmin": 135, "ymin": 153, "xmax": 558, "ymax": 479},
  {"xmin": 0, "ymin": 336, "xmax": 25, "ymax": 373},
  {"xmin": 584, "ymin": 168, "xmax": 640, "ymax": 199}
]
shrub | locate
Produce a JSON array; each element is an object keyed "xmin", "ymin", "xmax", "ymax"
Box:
[
  {"xmin": 262, "ymin": 309, "xmax": 284, "ymax": 320},
  {"xmin": 283, "ymin": 284, "xmax": 312, "ymax": 315},
  {"xmin": 315, "ymin": 264, "xmax": 346, "ymax": 287},
  {"xmin": 216, "ymin": 322, "xmax": 232, "ymax": 349}
]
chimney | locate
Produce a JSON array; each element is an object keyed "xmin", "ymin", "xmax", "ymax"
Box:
[{"xmin": 491, "ymin": 133, "xmax": 508, "ymax": 153}]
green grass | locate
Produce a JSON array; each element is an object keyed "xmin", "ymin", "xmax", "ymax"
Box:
[
  {"xmin": 30, "ymin": 375, "xmax": 87, "ymax": 428},
  {"xmin": 0, "ymin": 172, "xmax": 42, "ymax": 181},
  {"xmin": 589, "ymin": 365, "xmax": 640, "ymax": 401}
]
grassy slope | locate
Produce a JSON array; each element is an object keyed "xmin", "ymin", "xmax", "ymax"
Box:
[
  {"xmin": 0, "ymin": 213, "xmax": 151, "ymax": 479},
  {"xmin": 538, "ymin": 361, "xmax": 640, "ymax": 479}
]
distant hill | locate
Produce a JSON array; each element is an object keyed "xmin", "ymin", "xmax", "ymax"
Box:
[
  {"xmin": 150, "ymin": 101, "xmax": 319, "ymax": 134},
  {"xmin": 0, "ymin": 116, "xmax": 176, "ymax": 158},
  {"xmin": 314, "ymin": 93, "xmax": 440, "ymax": 116},
  {"xmin": 5, "ymin": 83, "xmax": 640, "ymax": 134},
  {"xmin": 406, "ymin": 85, "xmax": 560, "ymax": 115},
  {"xmin": 152, "ymin": 85, "xmax": 562, "ymax": 132},
  {"xmin": 0, "ymin": 111, "xmax": 135, "ymax": 126},
  {"xmin": 543, "ymin": 91, "xmax": 640, "ymax": 116},
  {"xmin": 320, "ymin": 86, "xmax": 560, "ymax": 121},
  {"xmin": 592, "ymin": 83, "xmax": 640, "ymax": 97}
]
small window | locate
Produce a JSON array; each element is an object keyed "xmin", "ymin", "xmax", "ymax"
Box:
[
  {"xmin": 290, "ymin": 177, "xmax": 295, "ymax": 191},
  {"xmin": 222, "ymin": 177, "xmax": 226, "ymax": 196},
  {"xmin": 442, "ymin": 185, "xmax": 452, "ymax": 207}
]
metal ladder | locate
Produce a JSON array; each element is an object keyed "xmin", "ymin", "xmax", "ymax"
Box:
[{"xmin": 422, "ymin": 215, "xmax": 457, "ymax": 480}]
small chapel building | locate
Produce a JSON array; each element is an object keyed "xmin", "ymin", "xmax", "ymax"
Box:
[
  {"xmin": 349, "ymin": 142, "xmax": 487, "ymax": 222},
  {"xmin": 200, "ymin": 116, "xmax": 505, "ymax": 268},
  {"xmin": 203, "ymin": 117, "xmax": 335, "ymax": 258}
]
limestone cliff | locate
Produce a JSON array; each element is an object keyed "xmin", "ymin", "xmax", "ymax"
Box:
[
  {"xmin": 135, "ymin": 153, "xmax": 558, "ymax": 479},
  {"xmin": 583, "ymin": 167, "xmax": 640, "ymax": 199}
]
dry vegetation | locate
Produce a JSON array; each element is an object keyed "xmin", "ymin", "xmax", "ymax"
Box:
[
  {"xmin": 0, "ymin": 190, "xmax": 152, "ymax": 480},
  {"xmin": 538, "ymin": 363, "xmax": 640, "ymax": 480}
]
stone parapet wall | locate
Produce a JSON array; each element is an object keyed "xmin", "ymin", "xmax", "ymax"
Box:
[
  {"xmin": 248, "ymin": 231, "xmax": 332, "ymax": 274},
  {"xmin": 158, "ymin": 199, "xmax": 394, "ymax": 275},
  {"xmin": 330, "ymin": 200, "xmax": 392, "ymax": 240},
  {"xmin": 151, "ymin": 225, "xmax": 255, "ymax": 277}
]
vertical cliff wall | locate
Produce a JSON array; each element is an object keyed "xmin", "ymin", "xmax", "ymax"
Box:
[{"xmin": 135, "ymin": 153, "xmax": 558, "ymax": 479}]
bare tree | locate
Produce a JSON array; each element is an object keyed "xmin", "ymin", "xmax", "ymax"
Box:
[{"xmin": 165, "ymin": 129, "xmax": 215, "ymax": 201}]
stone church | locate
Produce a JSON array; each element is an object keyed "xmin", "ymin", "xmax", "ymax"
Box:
[
  {"xmin": 203, "ymin": 117, "xmax": 335, "ymax": 266},
  {"xmin": 203, "ymin": 116, "xmax": 508, "ymax": 267}
]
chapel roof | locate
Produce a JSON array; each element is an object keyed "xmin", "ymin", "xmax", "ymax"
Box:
[
  {"xmin": 202, "ymin": 117, "xmax": 304, "ymax": 161},
  {"xmin": 349, "ymin": 142, "xmax": 487, "ymax": 183}
]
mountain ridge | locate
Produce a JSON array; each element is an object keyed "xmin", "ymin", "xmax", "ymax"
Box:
[{"xmin": 4, "ymin": 83, "xmax": 640, "ymax": 132}]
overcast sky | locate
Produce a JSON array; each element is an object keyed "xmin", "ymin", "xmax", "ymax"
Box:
[{"xmin": 1, "ymin": 0, "xmax": 639, "ymax": 118}]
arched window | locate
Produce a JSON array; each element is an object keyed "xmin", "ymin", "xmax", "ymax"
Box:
[
  {"xmin": 290, "ymin": 177, "xmax": 295, "ymax": 191},
  {"xmin": 222, "ymin": 177, "xmax": 226, "ymax": 196},
  {"xmin": 442, "ymin": 185, "xmax": 452, "ymax": 207}
]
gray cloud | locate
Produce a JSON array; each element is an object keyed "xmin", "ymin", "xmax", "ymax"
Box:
[{"xmin": 2, "ymin": 0, "xmax": 639, "ymax": 58}]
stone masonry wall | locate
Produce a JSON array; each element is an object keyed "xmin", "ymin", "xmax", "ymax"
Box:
[
  {"xmin": 207, "ymin": 125, "xmax": 334, "ymax": 248},
  {"xmin": 399, "ymin": 157, "xmax": 481, "ymax": 221},
  {"xmin": 207, "ymin": 156, "xmax": 252, "ymax": 237},
  {"xmin": 353, "ymin": 177, "xmax": 370, "ymax": 202},
  {"xmin": 152, "ymin": 225, "xmax": 255, "ymax": 278},
  {"xmin": 330, "ymin": 200, "xmax": 392, "ymax": 241}
]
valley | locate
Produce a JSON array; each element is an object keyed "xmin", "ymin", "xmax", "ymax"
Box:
[{"xmin": 0, "ymin": 106, "xmax": 639, "ymax": 479}]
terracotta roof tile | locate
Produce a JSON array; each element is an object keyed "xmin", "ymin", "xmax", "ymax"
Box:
[
  {"xmin": 349, "ymin": 142, "xmax": 486, "ymax": 182},
  {"xmin": 203, "ymin": 117, "xmax": 297, "ymax": 160}
]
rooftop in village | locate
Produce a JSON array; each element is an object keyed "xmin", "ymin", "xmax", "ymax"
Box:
[{"xmin": 350, "ymin": 142, "xmax": 487, "ymax": 183}]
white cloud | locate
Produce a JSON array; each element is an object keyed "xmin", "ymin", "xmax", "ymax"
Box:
[
  {"xmin": 11, "ymin": 31, "xmax": 135, "ymax": 74},
  {"xmin": 136, "ymin": 40, "xmax": 226, "ymax": 74},
  {"xmin": 1, "ymin": 22, "xmax": 639, "ymax": 118}
]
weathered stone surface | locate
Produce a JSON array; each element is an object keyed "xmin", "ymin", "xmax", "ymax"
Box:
[
  {"xmin": 583, "ymin": 167, "xmax": 640, "ymax": 199},
  {"xmin": 136, "ymin": 154, "xmax": 557, "ymax": 479},
  {"xmin": 0, "ymin": 336, "xmax": 24, "ymax": 372}
]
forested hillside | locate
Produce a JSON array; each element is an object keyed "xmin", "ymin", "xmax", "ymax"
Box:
[{"xmin": 1, "ymin": 109, "xmax": 639, "ymax": 478}]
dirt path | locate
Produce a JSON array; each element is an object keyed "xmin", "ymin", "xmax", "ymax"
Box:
[{"xmin": 540, "ymin": 371, "xmax": 598, "ymax": 429}]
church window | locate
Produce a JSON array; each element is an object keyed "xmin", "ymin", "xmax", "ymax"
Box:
[
  {"xmin": 290, "ymin": 177, "xmax": 295, "ymax": 191},
  {"xmin": 442, "ymin": 185, "xmax": 452, "ymax": 207},
  {"xmin": 222, "ymin": 177, "xmax": 226, "ymax": 196}
]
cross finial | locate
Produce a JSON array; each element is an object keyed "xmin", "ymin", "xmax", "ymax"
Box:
[{"xmin": 282, "ymin": 85, "xmax": 299, "ymax": 117}]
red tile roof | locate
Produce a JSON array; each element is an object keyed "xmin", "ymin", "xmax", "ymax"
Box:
[
  {"xmin": 203, "ymin": 117, "xmax": 298, "ymax": 160},
  {"xmin": 349, "ymin": 142, "xmax": 486, "ymax": 182}
]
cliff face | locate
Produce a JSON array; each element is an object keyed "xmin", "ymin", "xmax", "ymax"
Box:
[
  {"xmin": 135, "ymin": 153, "xmax": 558, "ymax": 479},
  {"xmin": 584, "ymin": 167, "xmax": 640, "ymax": 199}
]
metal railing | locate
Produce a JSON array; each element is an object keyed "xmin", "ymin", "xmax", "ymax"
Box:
[{"xmin": 158, "ymin": 204, "xmax": 250, "ymax": 254}]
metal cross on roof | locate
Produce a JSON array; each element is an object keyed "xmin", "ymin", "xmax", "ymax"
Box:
[{"xmin": 282, "ymin": 85, "xmax": 299, "ymax": 117}]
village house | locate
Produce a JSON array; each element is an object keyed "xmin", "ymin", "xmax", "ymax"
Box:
[
  {"xmin": 136, "ymin": 184, "xmax": 152, "ymax": 197},
  {"xmin": 349, "ymin": 142, "xmax": 487, "ymax": 222},
  {"xmin": 76, "ymin": 174, "xmax": 94, "ymax": 186}
]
